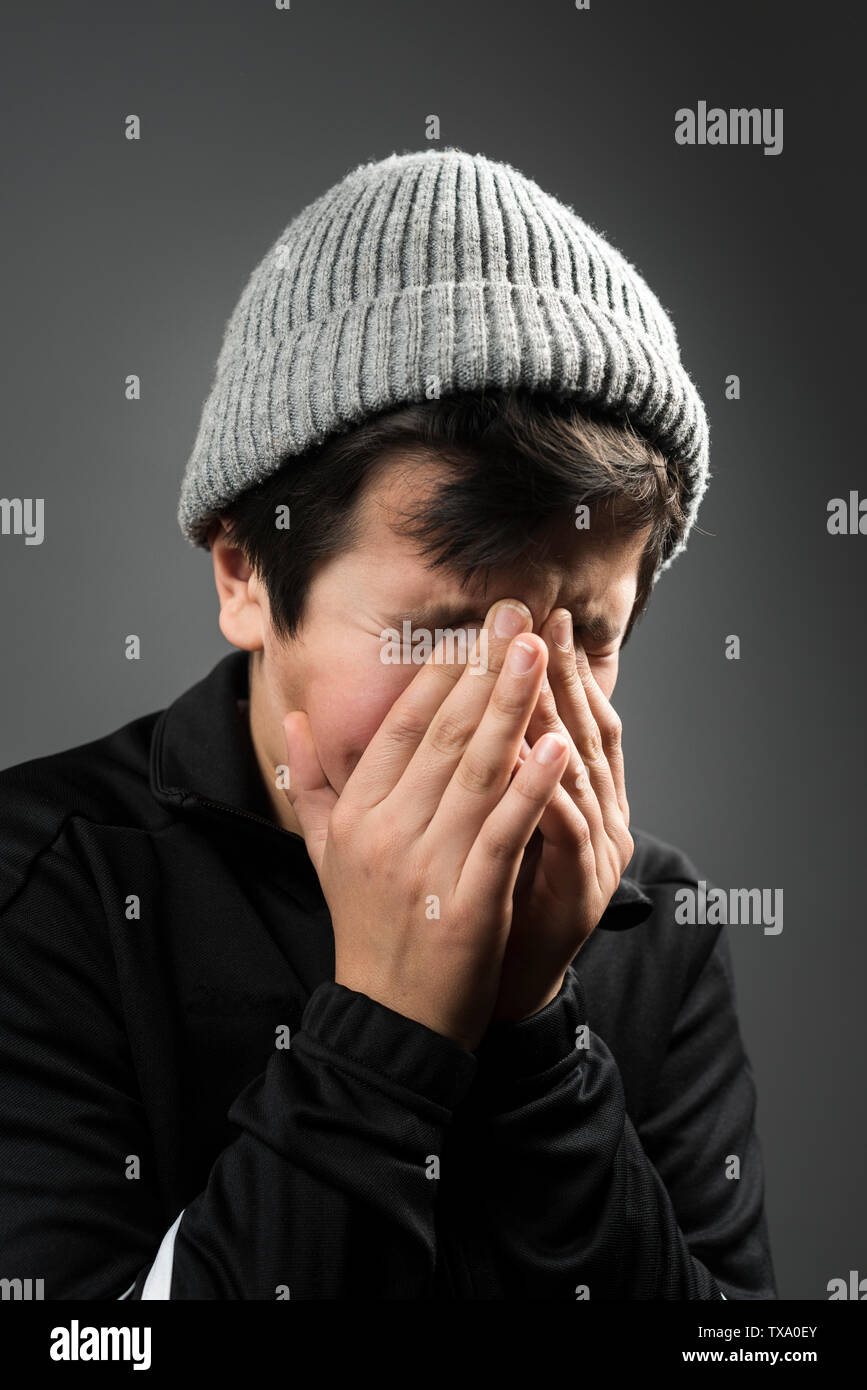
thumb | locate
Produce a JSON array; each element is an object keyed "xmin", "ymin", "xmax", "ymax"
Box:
[{"xmin": 282, "ymin": 711, "xmax": 338, "ymax": 875}]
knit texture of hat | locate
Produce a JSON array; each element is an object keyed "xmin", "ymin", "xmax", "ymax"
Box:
[{"xmin": 178, "ymin": 148, "xmax": 710, "ymax": 578}]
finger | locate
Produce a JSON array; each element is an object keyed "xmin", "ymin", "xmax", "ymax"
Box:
[
  {"xmin": 538, "ymin": 610, "xmax": 628, "ymax": 840},
  {"xmin": 511, "ymin": 736, "xmax": 531, "ymax": 777},
  {"xmin": 457, "ymin": 731, "xmax": 572, "ymax": 907},
  {"xmin": 517, "ymin": 738, "xmax": 620, "ymax": 906},
  {"xmin": 571, "ymin": 637, "xmax": 629, "ymax": 825},
  {"xmin": 386, "ymin": 599, "xmax": 535, "ymax": 829},
  {"xmin": 529, "ymin": 777, "xmax": 601, "ymax": 904},
  {"xmin": 524, "ymin": 684, "xmax": 611, "ymax": 871},
  {"xmin": 337, "ymin": 623, "xmax": 478, "ymax": 813},
  {"xmin": 548, "ymin": 612, "xmax": 629, "ymax": 822},
  {"xmin": 281, "ymin": 711, "xmax": 338, "ymax": 874},
  {"xmin": 427, "ymin": 630, "xmax": 549, "ymax": 856}
]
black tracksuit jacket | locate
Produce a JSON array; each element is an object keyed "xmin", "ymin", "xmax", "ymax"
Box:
[{"xmin": 0, "ymin": 650, "xmax": 777, "ymax": 1299}]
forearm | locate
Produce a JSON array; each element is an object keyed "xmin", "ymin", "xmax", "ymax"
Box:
[{"xmin": 443, "ymin": 967, "xmax": 774, "ymax": 1300}]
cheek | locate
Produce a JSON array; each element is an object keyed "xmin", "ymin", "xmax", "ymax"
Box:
[
  {"xmin": 304, "ymin": 646, "xmax": 421, "ymax": 791},
  {"xmin": 589, "ymin": 658, "xmax": 619, "ymax": 702}
]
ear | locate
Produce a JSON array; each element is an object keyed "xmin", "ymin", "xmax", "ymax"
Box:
[{"xmin": 210, "ymin": 520, "xmax": 268, "ymax": 652}]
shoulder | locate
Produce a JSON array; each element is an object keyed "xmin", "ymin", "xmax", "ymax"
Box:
[
  {"xmin": 576, "ymin": 824, "xmax": 738, "ymax": 1113},
  {"xmin": 0, "ymin": 709, "xmax": 163, "ymax": 914},
  {"xmin": 618, "ymin": 823, "xmax": 726, "ymax": 987}
]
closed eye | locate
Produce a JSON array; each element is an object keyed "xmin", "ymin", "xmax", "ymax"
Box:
[{"xmin": 574, "ymin": 626, "xmax": 619, "ymax": 659}]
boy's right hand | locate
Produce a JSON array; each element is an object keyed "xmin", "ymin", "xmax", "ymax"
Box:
[{"xmin": 282, "ymin": 600, "xmax": 570, "ymax": 1053}]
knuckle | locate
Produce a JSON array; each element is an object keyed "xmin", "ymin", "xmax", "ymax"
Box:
[
  {"xmin": 573, "ymin": 645, "xmax": 594, "ymax": 682},
  {"xmin": 608, "ymin": 826, "xmax": 633, "ymax": 869},
  {"xmin": 427, "ymin": 708, "xmax": 474, "ymax": 758},
  {"xmin": 490, "ymin": 672, "xmax": 534, "ymax": 719},
  {"xmin": 580, "ymin": 723, "xmax": 604, "ymax": 763},
  {"xmin": 573, "ymin": 815, "xmax": 593, "ymax": 850},
  {"xmin": 456, "ymin": 746, "xmax": 502, "ymax": 796},
  {"xmin": 557, "ymin": 660, "xmax": 586, "ymax": 701},
  {"xmin": 510, "ymin": 766, "xmax": 551, "ymax": 809},
  {"xmin": 389, "ymin": 705, "xmax": 431, "ymax": 747},
  {"xmin": 481, "ymin": 826, "xmax": 518, "ymax": 865},
  {"xmin": 534, "ymin": 700, "xmax": 563, "ymax": 735},
  {"xmin": 600, "ymin": 711, "xmax": 623, "ymax": 752},
  {"xmin": 473, "ymin": 640, "xmax": 507, "ymax": 678}
]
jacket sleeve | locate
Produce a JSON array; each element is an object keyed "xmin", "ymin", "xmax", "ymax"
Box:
[
  {"xmin": 0, "ymin": 839, "xmax": 477, "ymax": 1300},
  {"xmin": 438, "ymin": 926, "xmax": 777, "ymax": 1300}
]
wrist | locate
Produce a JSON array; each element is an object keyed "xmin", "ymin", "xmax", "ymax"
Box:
[
  {"xmin": 491, "ymin": 970, "xmax": 568, "ymax": 1026},
  {"xmin": 473, "ymin": 966, "xmax": 587, "ymax": 1084}
]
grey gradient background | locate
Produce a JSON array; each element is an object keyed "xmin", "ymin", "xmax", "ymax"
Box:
[{"xmin": 1, "ymin": 0, "xmax": 864, "ymax": 1298}]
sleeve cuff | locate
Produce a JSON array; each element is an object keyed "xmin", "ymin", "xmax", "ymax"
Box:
[
  {"xmin": 301, "ymin": 980, "xmax": 478, "ymax": 1109},
  {"xmin": 472, "ymin": 966, "xmax": 587, "ymax": 1080}
]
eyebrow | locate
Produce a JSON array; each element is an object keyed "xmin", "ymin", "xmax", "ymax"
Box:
[{"xmin": 386, "ymin": 602, "xmax": 623, "ymax": 647}]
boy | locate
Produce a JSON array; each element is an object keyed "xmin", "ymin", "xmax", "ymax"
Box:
[{"xmin": 0, "ymin": 149, "xmax": 776, "ymax": 1299}]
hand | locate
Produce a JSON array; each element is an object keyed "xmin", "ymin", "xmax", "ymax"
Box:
[
  {"xmin": 281, "ymin": 600, "xmax": 570, "ymax": 1052},
  {"xmin": 490, "ymin": 607, "xmax": 634, "ymax": 1025}
]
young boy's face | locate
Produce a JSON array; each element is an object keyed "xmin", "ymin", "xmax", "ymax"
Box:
[{"xmin": 212, "ymin": 452, "xmax": 651, "ymax": 837}]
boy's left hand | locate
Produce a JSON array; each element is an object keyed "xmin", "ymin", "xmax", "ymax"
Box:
[{"xmin": 490, "ymin": 609, "xmax": 634, "ymax": 1025}]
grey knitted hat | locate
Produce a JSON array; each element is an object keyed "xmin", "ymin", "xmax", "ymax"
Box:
[{"xmin": 178, "ymin": 148, "xmax": 710, "ymax": 578}]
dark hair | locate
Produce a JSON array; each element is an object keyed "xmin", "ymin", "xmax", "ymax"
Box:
[{"xmin": 215, "ymin": 387, "xmax": 689, "ymax": 648}]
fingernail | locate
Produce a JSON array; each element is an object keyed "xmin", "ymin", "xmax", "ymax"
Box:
[
  {"xmin": 534, "ymin": 733, "xmax": 567, "ymax": 764},
  {"xmin": 508, "ymin": 638, "xmax": 538, "ymax": 673},
  {"xmin": 494, "ymin": 603, "xmax": 529, "ymax": 638}
]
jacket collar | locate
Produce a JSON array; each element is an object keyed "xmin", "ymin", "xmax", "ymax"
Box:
[
  {"xmin": 149, "ymin": 650, "xmax": 652, "ymax": 928},
  {"xmin": 150, "ymin": 650, "xmax": 303, "ymax": 843}
]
